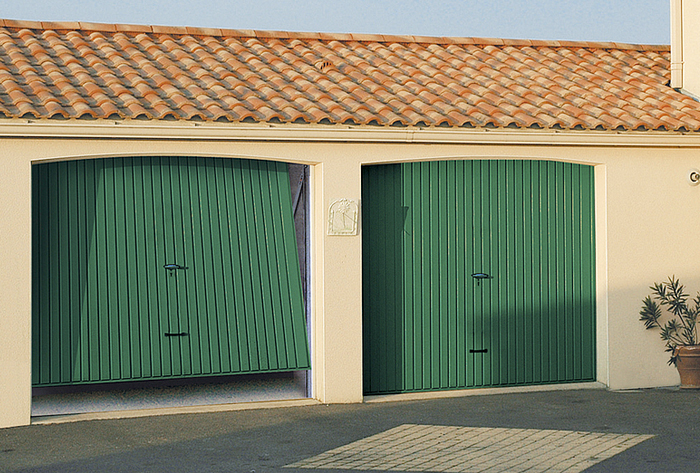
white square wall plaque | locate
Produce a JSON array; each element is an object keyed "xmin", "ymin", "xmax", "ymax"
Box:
[{"xmin": 328, "ymin": 199, "xmax": 359, "ymax": 235}]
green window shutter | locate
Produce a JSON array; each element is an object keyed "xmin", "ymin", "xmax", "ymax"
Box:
[
  {"xmin": 362, "ymin": 160, "xmax": 596, "ymax": 395},
  {"xmin": 32, "ymin": 157, "xmax": 310, "ymax": 386}
]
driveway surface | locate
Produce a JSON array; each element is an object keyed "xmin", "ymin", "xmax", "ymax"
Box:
[{"xmin": 1, "ymin": 387, "xmax": 698, "ymax": 472}]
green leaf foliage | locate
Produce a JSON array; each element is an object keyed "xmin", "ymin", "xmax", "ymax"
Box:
[
  {"xmin": 639, "ymin": 296, "xmax": 661, "ymax": 329},
  {"xmin": 639, "ymin": 276, "xmax": 700, "ymax": 365}
]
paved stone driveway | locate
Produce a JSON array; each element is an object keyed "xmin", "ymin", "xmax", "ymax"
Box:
[{"xmin": 287, "ymin": 424, "xmax": 653, "ymax": 473}]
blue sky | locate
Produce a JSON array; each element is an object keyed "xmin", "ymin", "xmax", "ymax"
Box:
[{"xmin": 1, "ymin": 0, "xmax": 669, "ymax": 44}]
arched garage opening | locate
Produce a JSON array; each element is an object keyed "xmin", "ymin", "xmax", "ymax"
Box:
[
  {"xmin": 31, "ymin": 156, "xmax": 311, "ymax": 415},
  {"xmin": 362, "ymin": 159, "xmax": 596, "ymax": 395}
]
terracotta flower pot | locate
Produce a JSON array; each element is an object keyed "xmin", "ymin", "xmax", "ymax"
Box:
[{"xmin": 675, "ymin": 345, "xmax": 700, "ymax": 388}]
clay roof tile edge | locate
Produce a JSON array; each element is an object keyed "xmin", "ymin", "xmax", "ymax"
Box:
[{"xmin": 0, "ymin": 18, "xmax": 671, "ymax": 51}]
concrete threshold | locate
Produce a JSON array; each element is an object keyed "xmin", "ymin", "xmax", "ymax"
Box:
[
  {"xmin": 31, "ymin": 398, "xmax": 321, "ymax": 425},
  {"xmin": 32, "ymin": 382, "xmax": 609, "ymax": 425},
  {"xmin": 363, "ymin": 382, "xmax": 606, "ymax": 403}
]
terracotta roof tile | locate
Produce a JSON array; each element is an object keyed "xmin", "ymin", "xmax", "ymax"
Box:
[{"xmin": 0, "ymin": 19, "xmax": 694, "ymax": 131}]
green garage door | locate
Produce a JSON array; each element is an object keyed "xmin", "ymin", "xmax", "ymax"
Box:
[
  {"xmin": 362, "ymin": 160, "xmax": 595, "ymax": 395},
  {"xmin": 32, "ymin": 156, "xmax": 310, "ymax": 387}
]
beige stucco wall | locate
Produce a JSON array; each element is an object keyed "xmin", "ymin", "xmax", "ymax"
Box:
[
  {"xmin": 0, "ymin": 154, "xmax": 32, "ymax": 429},
  {"xmin": 2, "ymin": 121, "xmax": 699, "ymax": 428},
  {"xmin": 672, "ymin": 0, "xmax": 700, "ymax": 97},
  {"xmin": 682, "ymin": 0, "xmax": 700, "ymax": 96}
]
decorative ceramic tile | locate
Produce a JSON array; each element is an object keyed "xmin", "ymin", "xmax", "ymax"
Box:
[{"xmin": 328, "ymin": 199, "xmax": 359, "ymax": 235}]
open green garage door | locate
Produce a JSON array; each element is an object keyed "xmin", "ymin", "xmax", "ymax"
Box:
[
  {"xmin": 362, "ymin": 159, "xmax": 596, "ymax": 395},
  {"xmin": 32, "ymin": 156, "xmax": 310, "ymax": 387}
]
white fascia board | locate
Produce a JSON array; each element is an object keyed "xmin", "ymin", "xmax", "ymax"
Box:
[{"xmin": 2, "ymin": 119, "xmax": 700, "ymax": 148}]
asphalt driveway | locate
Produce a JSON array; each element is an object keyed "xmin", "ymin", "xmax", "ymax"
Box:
[{"xmin": 1, "ymin": 387, "xmax": 698, "ymax": 472}]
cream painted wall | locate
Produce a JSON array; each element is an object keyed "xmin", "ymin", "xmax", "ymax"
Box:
[
  {"xmin": 603, "ymin": 146, "xmax": 700, "ymax": 389},
  {"xmin": 0, "ymin": 155, "xmax": 32, "ymax": 429},
  {"xmin": 313, "ymin": 154, "xmax": 364, "ymax": 404},
  {"xmin": 2, "ymin": 125, "xmax": 699, "ymax": 427},
  {"xmin": 675, "ymin": 0, "xmax": 700, "ymax": 98}
]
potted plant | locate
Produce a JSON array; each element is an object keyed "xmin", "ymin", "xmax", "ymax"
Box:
[{"xmin": 639, "ymin": 276, "xmax": 700, "ymax": 388}]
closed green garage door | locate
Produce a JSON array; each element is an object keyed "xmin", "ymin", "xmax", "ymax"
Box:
[
  {"xmin": 362, "ymin": 160, "xmax": 595, "ymax": 395},
  {"xmin": 32, "ymin": 156, "xmax": 310, "ymax": 387}
]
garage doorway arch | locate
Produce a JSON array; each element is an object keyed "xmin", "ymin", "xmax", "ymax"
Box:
[
  {"xmin": 32, "ymin": 156, "xmax": 310, "ymax": 388},
  {"xmin": 362, "ymin": 159, "xmax": 596, "ymax": 395}
]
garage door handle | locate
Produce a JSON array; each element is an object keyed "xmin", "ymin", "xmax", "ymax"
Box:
[
  {"xmin": 164, "ymin": 264, "xmax": 188, "ymax": 271},
  {"xmin": 470, "ymin": 349, "xmax": 488, "ymax": 353},
  {"xmin": 471, "ymin": 273, "xmax": 492, "ymax": 285},
  {"xmin": 164, "ymin": 332, "xmax": 188, "ymax": 337}
]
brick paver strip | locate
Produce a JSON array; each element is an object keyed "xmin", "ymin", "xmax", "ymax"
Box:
[{"xmin": 285, "ymin": 424, "xmax": 653, "ymax": 473}]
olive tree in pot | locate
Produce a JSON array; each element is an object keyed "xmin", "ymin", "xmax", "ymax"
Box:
[{"xmin": 639, "ymin": 277, "xmax": 700, "ymax": 388}]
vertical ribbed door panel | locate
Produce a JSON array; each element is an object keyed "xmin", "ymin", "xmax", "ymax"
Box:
[
  {"xmin": 32, "ymin": 157, "xmax": 310, "ymax": 386},
  {"xmin": 362, "ymin": 160, "xmax": 595, "ymax": 394}
]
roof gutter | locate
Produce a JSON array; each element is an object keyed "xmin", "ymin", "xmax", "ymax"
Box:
[{"xmin": 1, "ymin": 120, "xmax": 700, "ymax": 148}]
